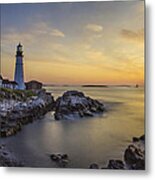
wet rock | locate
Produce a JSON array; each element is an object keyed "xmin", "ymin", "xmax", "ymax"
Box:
[
  {"xmin": 61, "ymin": 159, "xmax": 69, "ymax": 164},
  {"xmin": 105, "ymin": 134, "xmax": 145, "ymax": 170},
  {"xmin": 89, "ymin": 163, "xmax": 99, "ymax": 169},
  {"xmin": 50, "ymin": 154, "xmax": 59, "ymax": 161},
  {"xmin": 134, "ymin": 159, "xmax": 145, "ymax": 170},
  {"xmin": 54, "ymin": 90, "xmax": 105, "ymax": 120},
  {"xmin": 0, "ymin": 89, "xmax": 55, "ymax": 137},
  {"xmin": 132, "ymin": 135, "xmax": 145, "ymax": 143},
  {"xmin": 0, "ymin": 144, "xmax": 24, "ymax": 167},
  {"xmin": 139, "ymin": 135, "xmax": 145, "ymax": 142},
  {"xmin": 50, "ymin": 153, "xmax": 69, "ymax": 162},
  {"xmin": 50, "ymin": 153, "xmax": 69, "ymax": 167},
  {"xmin": 107, "ymin": 160, "xmax": 124, "ymax": 169},
  {"xmin": 124, "ymin": 144, "xmax": 145, "ymax": 170},
  {"xmin": 0, "ymin": 144, "xmax": 5, "ymax": 149},
  {"xmin": 133, "ymin": 137, "xmax": 139, "ymax": 142},
  {"xmin": 61, "ymin": 154, "xmax": 68, "ymax": 160}
]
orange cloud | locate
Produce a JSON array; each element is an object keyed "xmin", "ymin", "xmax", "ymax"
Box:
[
  {"xmin": 50, "ymin": 29, "xmax": 65, "ymax": 37},
  {"xmin": 121, "ymin": 28, "xmax": 144, "ymax": 43},
  {"xmin": 85, "ymin": 24, "xmax": 103, "ymax": 32}
]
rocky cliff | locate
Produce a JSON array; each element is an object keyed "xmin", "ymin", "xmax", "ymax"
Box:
[
  {"xmin": 0, "ymin": 88, "xmax": 55, "ymax": 137},
  {"xmin": 54, "ymin": 90, "xmax": 105, "ymax": 120}
]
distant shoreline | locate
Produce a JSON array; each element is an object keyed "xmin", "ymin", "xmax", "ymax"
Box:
[{"xmin": 43, "ymin": 84, "xmax": 143, "ymax": 88}]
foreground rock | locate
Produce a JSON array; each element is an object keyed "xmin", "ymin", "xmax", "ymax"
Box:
[
  {"xmin": 124, "ymin": 135, "xmax": 145, "ymax": 170},
  {"xmin": 89, "ymin": 135, "xmax": 145, "ymax": 170},
  {"xmin": 54, "ymin": 91, "xmax": 105, "ymax": 120},
  {"xmin": 106, "ymin": 134, "xmax": 145, "ymax": 170},
  {"xmin": 0, "ymin": 144, "xmax": 23, "ymax": 167},
  {"xmin": 107, "ymin": 160, "xmax": 125, "ymax": 169},
  {"xmin": 50, "ymin": 153, "xmax": 69, "ymax": 167},
  {"xmin": 0, "ymin": 88, "xmax": 55, "ymax": 137},
  {"xmin": 89, "ymin": 163, "xmax": 99, "ymax": 169}
]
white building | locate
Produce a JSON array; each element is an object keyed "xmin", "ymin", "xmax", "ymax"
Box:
[
  {"xmin": 0, "ymin": 75, "xmax": 18, "ymax": 90},
  {"xmin": 2, "ymin": 79, "xmax": 18, "ymax": 89},
  {"xmin": 14, "ymin": 43, "xmax": 25, "ymax": 90}
]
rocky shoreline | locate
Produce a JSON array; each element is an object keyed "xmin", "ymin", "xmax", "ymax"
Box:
[
  {"xmin": 0, "ymin": 134, "xmax": 145, "ymax": 168},
  {"xmin": 0, "ymin": 88, "xmax": 145, "ymax": 169},
  {"xmin": 0, "ymin": 89, "xmax": 105, "ymax": 137},
  {"xmin": 0, "ymin": 143, "xmax": 23, "ymax": 167},
  {"xmin": 0, "ymin": 88, "xmax": 55, "ymax": 137},
  {"xmin": 89, "ymin": 135, "xmax": 145, "ymax": 170}
]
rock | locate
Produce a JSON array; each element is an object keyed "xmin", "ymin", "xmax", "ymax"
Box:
[
  {"xmin": 0, "ymin": 89, "xmax": 55, "ymax": 137},
  {"xmin": 107, "ymin": 160, "xmax": 124, "ymax": 169},
  {"xmin": 124, "ymin": 144, "xmax": 145, "ymax": 170},
  {"xmin": 50, "ymin": 154, "xmax": 59, "ymax": 161},
  {"xmin": 0, "ymin": 144, "xmax": 24, "ymax": 167},
  {"xmin": 0, "ymin": 144, "xmax": 5, "ymax": 149},
  {"xmin": 54, "ymin": 90, "xmax": 105, "ymax": 120},
  {"xmin": 50, "ymin": 153, "xmax": 69, "ymax": 162},
  {"xmin": 133, "ymin": 135, "xmax": 145, "ymax": 143},
  {"xmin": 2, "ymin": 151, "xmax": 8, "ymax": 156},
  {"xmin": 61, "ymin": 154, "xmax": 68, "ymax": 160},
  {"xmin": 105, "ymin": 135, "xmax": 145, "ymax": 170},
  {"xmin": 139, "ymin": 135, "xmax": 145, "ymax": 142},
  {"xmin": 89, "ymin": 163, "xmax": 99, "ymax": 169},
  {"xmin": 133, "ymin": 137, "xmax": 139, "ymax": 142},
  {"xmin": 50, "ymin": 153, "xmax": 69, "ymax": 167},
  {"xmin": 61, "ymin": 159, "xmax": 69, "ymax": 164},
  {"xmin": 134, "ymin": 159, "xmax": 145, "ymax": 170}
]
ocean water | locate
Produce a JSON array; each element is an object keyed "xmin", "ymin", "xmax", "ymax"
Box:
[{"xmin": 1, "ymin": 86, "xmax": 144, "ymax": 168}]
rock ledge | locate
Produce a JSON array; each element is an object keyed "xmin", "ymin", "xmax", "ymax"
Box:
[{"xmin": 54, "ymin": 90, "xmax": 105, "ymax": 120}]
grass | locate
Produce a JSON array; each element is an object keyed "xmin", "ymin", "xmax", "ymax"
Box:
[{"xmin": 0, "ymin": 87, "xmax": 36, "ymax": 101}]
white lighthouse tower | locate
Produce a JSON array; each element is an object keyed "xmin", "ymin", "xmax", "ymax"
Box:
[{"xmin": 14, "ymin": 43, "xmax": 25, "ymax": 90}]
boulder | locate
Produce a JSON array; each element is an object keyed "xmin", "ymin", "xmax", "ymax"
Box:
[
  {"xmin": 61, "ymin": 154, "xmax": 68, "ymax": 160},
  {"xmin": 107, "ymin": 160, "xmax": 124, "ymax": 169},
  {"xmin": 139, "ymin": 135, "xmax": 145, "ymax": 142},
  {"xmin": 132, "ymin": 137, "xmax": 139, "ymax": 142},
  {"xmin": 124, "ymin": 144, "xmax": 145, "ymax": 170},
  {"xmin": 89, "ymin": 163, "xmax": 99, "ymax": 169},
  {"xmin": 50, "ymin": 154, "xmax": 59, "ymax": 161},
  {"xmin": 50, "ymin": 153, "xmax": 69, "ymax": 162},
  {"xmin": 132, "ymin": 135, "xmax": 145, "ymax": 143},
  {"xmin": 54, "ymin": 90, "xmax": 105, "ymax": 120},
  {"xmin": 0, "ymin": 144, "xmax": 24, "ymax": 167},
  {"xmin": 105, "ymin": 135, "xmax": 145, "ymax": 170},
  {"xmin": 50, "ymin": 153, "xmax": 69, "ymax": 167}
]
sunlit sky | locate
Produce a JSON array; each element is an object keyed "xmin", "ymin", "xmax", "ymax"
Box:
[{"xmin": 0, "ymin": 1, "xmax": 144, "ymax": 85}]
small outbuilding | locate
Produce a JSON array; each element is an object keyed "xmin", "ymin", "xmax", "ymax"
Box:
[{"xmin": 25, "ymin": 80, "xmax": 43, "ymax": 90}]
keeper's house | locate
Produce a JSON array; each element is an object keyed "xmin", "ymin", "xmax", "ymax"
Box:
[
  {"xmin": 25, "ymin": 80, "xmax": 43, "ymax": 90},
  {"xmin": 0, "ymin": 75, "xmax": 18, "ymax": 89}
]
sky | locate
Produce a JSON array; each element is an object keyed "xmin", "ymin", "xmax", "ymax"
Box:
[{"xmin": 0, "ymin": 0, "xmax": 144, "ymax": 85}]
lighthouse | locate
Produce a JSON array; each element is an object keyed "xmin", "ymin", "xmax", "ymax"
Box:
[{"xmin": 14, "ymin": 43, "xmax": 25, "ymax": 90}]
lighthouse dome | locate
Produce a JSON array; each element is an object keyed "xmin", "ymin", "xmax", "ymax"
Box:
[{"xmin": 18, "ymin": 42, "xmax": 22, "ymax": 47}]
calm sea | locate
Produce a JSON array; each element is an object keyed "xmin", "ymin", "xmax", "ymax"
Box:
[{"xmin": 1, "ymin": 86, "xmax": 144, "ymax": 168}]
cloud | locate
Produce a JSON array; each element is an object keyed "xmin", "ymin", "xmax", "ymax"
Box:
[
  {"xmin": 50, "ymin": 29, "xmax": 65, "ymax": 38},
  {"xmin": 121, "ymin": 29, "xmax": 144, "ymax": 43},
  {"xmin": 85, "ymin": 49, "xmax": 105, "ymax": 61},
  {"xmin": 85, "ymin": 24, "xmax": 103, "ymax": 32},
  {"xmin": 2, "ymin": 22, "xmax": 65, "ymax": 47}
]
